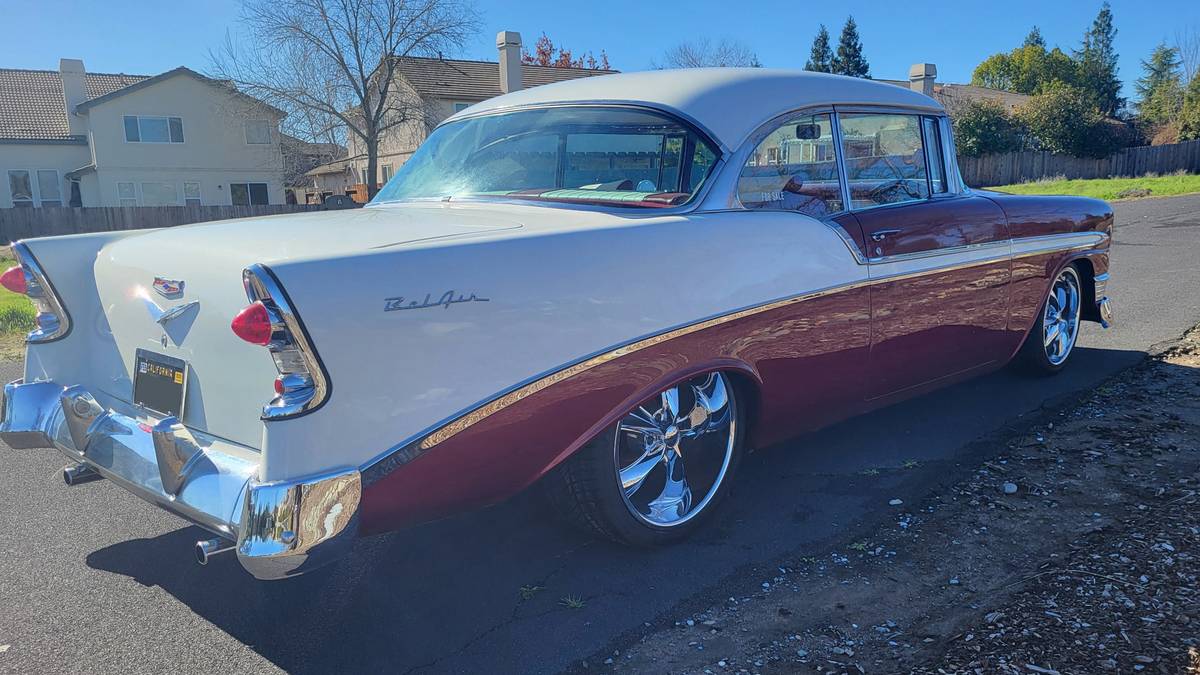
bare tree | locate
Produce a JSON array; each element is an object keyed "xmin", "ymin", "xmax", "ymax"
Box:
[
  {"xmin": 655, "ymin": 38, "xmax": 760, "ymax": 69},
  {"xmin": 1176, "ymin": 26, "xmax": 1200, "ymax": 84},
  {"xmin": 211, "ymin": 0, "xmax": 478, "ymax": 198}
]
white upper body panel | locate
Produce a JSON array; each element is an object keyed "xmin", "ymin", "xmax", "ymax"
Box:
[{"xmin": 449, "ymin": 68, "xmax": 944, "ymax": 150}]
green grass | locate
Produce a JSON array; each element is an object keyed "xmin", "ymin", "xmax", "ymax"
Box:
[
  {"xmin": 992, "ymin": 172, "xmax": 1200, "ymax": 201},
  {"xmin": 0, "ymin": 251, "xmax": 35, "ymax": 359}
]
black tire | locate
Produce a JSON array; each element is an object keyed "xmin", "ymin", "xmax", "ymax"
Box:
[
  {"xmin": 1017, "ymin": 264, "xmax": 1083, "ymax": 375},
  {"xmin": 544, "ymin": 372, "xmax": 744, "ymax": 546}
]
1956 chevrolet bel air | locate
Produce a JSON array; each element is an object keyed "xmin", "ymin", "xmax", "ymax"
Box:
[{"xmin": 0, "ymin": 69, "xmax": 1114, "ymax": 579}]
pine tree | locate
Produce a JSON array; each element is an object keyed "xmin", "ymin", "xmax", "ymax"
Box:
[
  {"xmin": 1135, "ymin": 43, "xmax": 1183, "ymax": 124},
  {"xmin": 1023, "ymin": 26, "xmax": 1046, "ymax": 49},
  {"xmin": 831, "ymin": 16, "xmax": 870, "ymax": 78},
  {"xmin": 805, "ymin": 25, "xmax": 833, "ymax": 73},
  {"xmin": 1075, "ymin": 2, "xmax": 1123, "ymax": 116}
]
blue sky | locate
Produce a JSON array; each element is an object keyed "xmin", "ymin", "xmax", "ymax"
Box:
[{"xmin": 2, "ymin": 0, "xmax": 1196, "ymax": 102}]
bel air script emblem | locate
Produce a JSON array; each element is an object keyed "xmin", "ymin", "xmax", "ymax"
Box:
[
  {"xmin": 153, "ymin": 277, "xmax": 185, "ymax": 298},
  {"xmin": 385, "ymin": 291, "xmax": 489, "ymax": 312}
]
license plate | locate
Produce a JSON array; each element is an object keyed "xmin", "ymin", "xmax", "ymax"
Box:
[{"xmin": 133, "ymin": 349, "xmax": 187, "ymax": 417}]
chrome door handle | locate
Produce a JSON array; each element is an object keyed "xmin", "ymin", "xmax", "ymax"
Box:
[{"xmin": 870, "ymin": 229, "xmax": 902, "ymax": 242}]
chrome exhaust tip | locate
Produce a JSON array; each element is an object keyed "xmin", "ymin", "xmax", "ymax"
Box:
[
  {"xmin": 195, "ymin": 538, "xmax": 234, "ymax": 566},
  {"xmin": 62, "ymin": 463, "xmax": 102, "ymax": 486},
  {"xmin": 1097, "ymin": 296, "xmax": 1114, "ymax": 329}
]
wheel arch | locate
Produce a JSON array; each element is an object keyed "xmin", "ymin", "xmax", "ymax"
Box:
[{"xmin": 545, "ymin": 360, "xmax": 764, "ymax": 476}]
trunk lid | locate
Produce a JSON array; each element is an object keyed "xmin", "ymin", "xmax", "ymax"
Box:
[{"xmin": 92, "ymin": 206, "xmax": 522, "ymax": 448}]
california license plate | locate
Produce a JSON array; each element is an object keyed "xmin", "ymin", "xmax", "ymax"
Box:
[{"xmin": 133, "ymin": 349, "xmax": 187, "ymax": 417}]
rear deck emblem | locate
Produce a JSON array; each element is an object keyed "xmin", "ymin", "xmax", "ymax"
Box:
[{"xmin": 153, "ymin": 277, "xmax": 185, "ymax": 298}]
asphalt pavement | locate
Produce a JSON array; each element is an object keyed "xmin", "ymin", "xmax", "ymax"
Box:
[{"xmin": 1, "ymin": 195, "xmax": 1198, "ymax": 675}]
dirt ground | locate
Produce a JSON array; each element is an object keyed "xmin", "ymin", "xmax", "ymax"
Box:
[{"xmin": 579, "ymin": 329, "xmax": 1200, "ymax": 675}]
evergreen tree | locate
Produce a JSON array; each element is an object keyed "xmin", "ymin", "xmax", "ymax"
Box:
[
  {"xmin": 831, "ymin": 16, "xmax": 870, "ymax": 78},
  {"xmin": 1023, "ymin": 26, "xmax": 1046, "ymax": 49},
  {"xmin": 1074, "ymin": 2, "xmax": 1123, "ymax": 116},
  {"xmin": 1178, "ymin": 72, "xmax": 1200, "ymax": 141},
  {"xmin": 805, "ymin": 24, "xmax": 833, "ymax": 73},
  {"xmin": 1135, "ymin": 43, "xmax": 1183, "ymax": 124}
]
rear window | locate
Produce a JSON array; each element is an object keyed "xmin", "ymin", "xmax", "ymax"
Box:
[{"xmin": 372, "ymin": 107, "xmax": 721, "ymax": 209}]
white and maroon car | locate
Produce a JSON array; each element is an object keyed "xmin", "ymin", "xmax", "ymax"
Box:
[{"xmin": 0, "ymin": 69, "xmax": 1113, "ymax": 579}]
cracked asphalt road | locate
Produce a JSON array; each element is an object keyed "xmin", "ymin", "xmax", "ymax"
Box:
[{"xmin": 1, "ymin": 195, "xmax": 1198, "ymax": 675}]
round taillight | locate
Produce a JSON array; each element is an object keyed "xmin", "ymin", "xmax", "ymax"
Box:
[
  {"xmin": 0, "ymin": 265, "xmax": 27, "ymax": 295},
  {"xmin": 231, "ymin": 301, "xmax": 273, "ymax": 345},
  {"xmin": 274, "ymin": 377, "xmax": 285, "ymax": 395}
]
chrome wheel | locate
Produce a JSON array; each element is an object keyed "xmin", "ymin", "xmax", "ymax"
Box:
[
  {"xmin": 1043, "ymin": 267, "xmax": 1082, "ymax": 366},
  {"xmin": 614, "ymin": 372, "xmax": 737, "ymax": 527}
]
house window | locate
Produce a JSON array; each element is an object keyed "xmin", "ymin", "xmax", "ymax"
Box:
[
  {"xmin": 244, "ymin": 120, "xmax": 272, "ymax": 145},
  {"xmin": 8, "ymin": 170, "xmax": 33, "ymax": 207},
  {"xmin": 453, "ymin": 102, "xmax": 471, "ymax": 113},
  {"xmin": 124, "ymin": 115, "xmax": 184, "ymax": 143},
  {"xmin": 183, "ymin": 181, "xmax": 202, "ymax": 206},
  {"xmin": 141, "ymin": 182, "xmax": 178, "ymax": 206},
  {"xmin": 230, "ymin": 182, "xmax": 269, "ymax": 206},
  {"xmin": 37, "ymin": 170, "xmax": 62, "ymax": 207},
  {"xmin": 117, "ymin": 182, "xmax": 137, "ymax": 207},
  {"xmin": 380, "ymin": 164, "xmax": 393, "ymax": 184}
]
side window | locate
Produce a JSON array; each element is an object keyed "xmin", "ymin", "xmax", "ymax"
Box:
[
  {"xmin": 738, "ymin": 113, "xmax": 843, "ymax": 217},
  {"xmin": 839, "ymin": 113, "xmax": 929, "ymax": 208},
  {"xmin": 923, "ymin": 117, "xmax": 948, "ymax": 194}
]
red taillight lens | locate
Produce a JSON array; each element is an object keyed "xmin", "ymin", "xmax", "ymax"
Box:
[
  {"xmin": 231, "ymin": 301, "xmax": 273, "ymax": 345},
  {"xmin": 0, "ymin": 265, "xmax": 27, "ymax": 295},
  {"xmin": 273, "ymin": 377, "xmax": 285, "ymax": 395}
]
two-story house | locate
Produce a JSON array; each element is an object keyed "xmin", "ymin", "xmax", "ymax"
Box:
[
  {"xmin": 0, "ymin": 59, "xmax": 289, "ymax": 208},
  {"xmin": 302, "ymin": 32, "xmax": 615, "ymax": 203}
]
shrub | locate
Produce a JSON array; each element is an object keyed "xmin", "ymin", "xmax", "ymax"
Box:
[
  {"xmin": 950, "ymin": 99, "xmax": 1024, "ymax": 157},
  {"xmin": 1181, "ymin": 73, "xmax": 1200, "ymax": 142},
  {"xmin": 1017, "ymin": 83, "xmax": 1124, "ymax": 158}
]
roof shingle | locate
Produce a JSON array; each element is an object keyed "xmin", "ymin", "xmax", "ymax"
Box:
[
  {"xmin": 0, "ymin": 68, "xmax": 148, "ymax": 142},
  {"xmin": 395, "ymin": 56, "xmax": 615, "ymax": 102}
]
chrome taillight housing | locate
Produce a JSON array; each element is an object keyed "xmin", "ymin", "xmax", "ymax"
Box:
[
  {"xmin": 9, "ymin": 242, "xmax": 71, "ymax": 343},
  {"xmin": 239, "ymin": 264, "xmax": 329, "ymax": 420}
]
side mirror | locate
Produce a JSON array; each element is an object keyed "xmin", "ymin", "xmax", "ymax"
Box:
[{"xmin": 795, "ymin": 124, "xmax": 820, "ymax": 140}]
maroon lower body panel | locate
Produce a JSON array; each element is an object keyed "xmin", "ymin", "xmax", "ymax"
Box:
[{"xmin": 358, "ymin": 286, "xmax": 871, "ymax": 534}]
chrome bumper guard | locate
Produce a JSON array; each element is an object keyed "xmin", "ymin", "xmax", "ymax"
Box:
[{"xmin": 0, "ymin": 379, "xmax": 360, "ymax": 580}]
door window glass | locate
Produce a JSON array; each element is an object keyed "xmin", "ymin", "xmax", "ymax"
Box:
[
  {"xmin": 923, "ymin": 117, "xmax": 948, "ymax": 194},
  {"xmin": 839, "ymin": 113, "xmax": 929, "ymax": 208},
  {"xmin": 738, "ymin": 113, "xmax": 843, "ymax": 217}
]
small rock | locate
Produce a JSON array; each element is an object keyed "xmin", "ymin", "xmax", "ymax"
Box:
[
  {"xmin": 796, "ymin": 649, "xmax": 808, "ymax": 658},
  {"xmin": 604, "ymin": 658, "xmax": 614, "ymax": 665},
  {"xmin": 686, "ymin": 619, "xmax": 695, "ymax": 627},
  {"xmin": 718, "ymin": 660, "xmax": 727, "ymax": 667},
  {"xmin": 1003, "ymin": 482, "xmax": 1019, "ymax": 495},
  {"xmin": 1133, "ymin": 656, "xmax": 1155, "ymax": 664},
  {"xmin": 889, "ymin": 498, "xmax": 903, "ymax": 506},
  {"xmin": 949, "ymin": 577, "xmax": 961, "ymax": 585}
]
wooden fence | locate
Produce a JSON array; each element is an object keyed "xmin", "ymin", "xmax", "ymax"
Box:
[
  {"xmin": 0, "ymin": 204, "xmax": 328, "ymax": 244},
  {"xmin": 958, "ymin": 139, "xmax": 1200, "ymax": 188}
]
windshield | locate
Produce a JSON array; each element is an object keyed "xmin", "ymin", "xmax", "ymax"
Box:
[{"xmin": 372, "ymin": 106, "xmax": 720, "ymax": 209}]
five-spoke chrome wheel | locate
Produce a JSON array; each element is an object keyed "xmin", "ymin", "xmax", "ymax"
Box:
[
  {"xmin": 1042, "ymin": 266, "xmax": 1082, "ymax": 366},
  {"xmin": 614, "ymin": 372, "xmax": 737, "ymax": 527},
  {"xmin": 544, "ymin": 370, "xmax": 743, "ymax": 545}
]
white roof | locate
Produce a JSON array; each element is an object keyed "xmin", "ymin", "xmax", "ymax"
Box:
[{"xmin": 452, "ymin": 68, "xmax": 944, "ymax": 151}]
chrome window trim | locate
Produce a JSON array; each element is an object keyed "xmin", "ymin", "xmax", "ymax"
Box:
[{"xmin": 376, "ymin": 102, "xmax": 728, "ymax": 216}]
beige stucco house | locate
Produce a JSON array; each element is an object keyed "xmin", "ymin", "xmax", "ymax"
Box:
[
  {"xmin": 338, "ymin": 32, "xmax": 614, "ymax": 192},
  {"xmin": 0, "ymin": 59, "xmax": 289, "ymax": 208}
]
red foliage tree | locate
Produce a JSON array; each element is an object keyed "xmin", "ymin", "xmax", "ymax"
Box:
[{"xmin": 521, "ymin": 33, "xmax": 610, "ymax": 70}]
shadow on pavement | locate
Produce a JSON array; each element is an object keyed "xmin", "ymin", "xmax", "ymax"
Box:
[{"xmin": 86, "ymin": 345, "xmax": 1147, "ymax": 675}]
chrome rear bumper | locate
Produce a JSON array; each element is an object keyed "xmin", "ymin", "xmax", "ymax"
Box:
[{"xmin": 0, "ymin": 378, "xmax": 359, "ymax": 580}]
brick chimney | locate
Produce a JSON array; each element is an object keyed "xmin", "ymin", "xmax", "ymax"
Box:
[
  {"xmin": 908, "ymin": 63, "xmax": 937, "ymax": 98},
  {"xmin": 59, "ymin": 58, "xmax": 88, "ymax": 135},
  {"xmin": 497, "ymin": 31, "xmax": 523, "ymax": 94}
]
